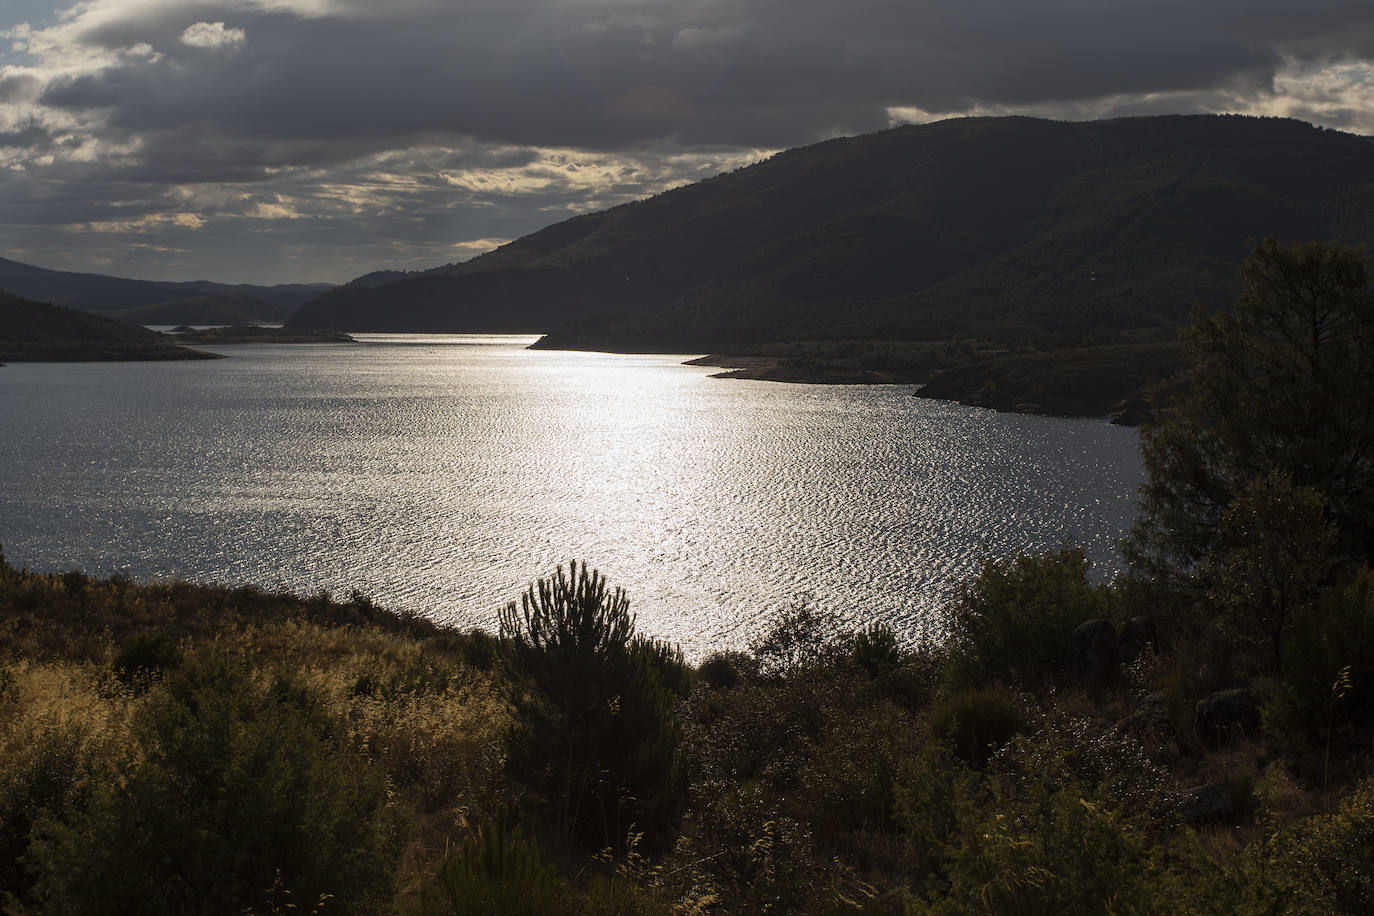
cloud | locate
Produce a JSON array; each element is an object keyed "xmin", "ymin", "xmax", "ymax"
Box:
[
  {"xmin": 0, "ymin": 0, "xmax": 1371, "ymax": 283},
  {"xmin": 179, "ymin": 21, "xmax": 245, "ymax": 50}
]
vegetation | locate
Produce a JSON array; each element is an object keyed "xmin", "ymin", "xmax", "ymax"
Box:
[
  {"xmin": 913, "ymin": 339, "xmax": 1185, "ymax": 423},
  {"xmin": 95, "ymin": 294, "xmax": 291, "ymax": 326},
  {"xmin": 0, "ymin": 292, "xmax": 219, "ymax": 362},
  {"xmin": 0, "ymin": 255, "xmax": 330, "ymax": 314},
  {"xmin": 5, "ymin": 239, "xmax": 1374, "ymax": 912},
  {"xmin": 291, "ymin": 116, "xmax": 1374, "ymax": 356}
]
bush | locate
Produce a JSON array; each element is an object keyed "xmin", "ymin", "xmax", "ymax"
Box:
[
  {"xmin": 1272, "ymin": 567, "xmax": 1374, "ymax": 745},
  {"xmin": 425, "ymin": 816, "xmax": 574, "ymax": 916},
  {"xmin": 31, "ymin": 648, "xmax": 404, "ymax": 915},
  {"xmin": 1239, "ymin": 777, "xmax": 1374, "ymax": 914},
  {"xmin": 946, "ymin": 548, "xmax": 1108, "ymax": 687},
  {"xmin": 932, "ymin": 790, "xmax": 1168, "ymax": 915},
  {"xmin": 928, "ymin": 686, "xmax": 1027, "ymax": 767},
  {"xmin": 499, "ymin": 562, "xmax": 684, "ymax": 852},
  {"xmin": 848, "ymin": 622, "xmax": 903, "ymax": 678},
  {"xmin": 112, "ymin": 630, "xmax": 183, "ymax": 691},
  {"xmin": 697, "ymin": 651, "xmax": 755, "ymax": 689},
  {"xmin": 748, "ymin": 595, "xmax": 841, "ymax": 678},
  {"xmin": 0, "ymin": 726, "xmax": 103, "ymax": 908},
  {"xmin": 1207, "ymin": 470, "xmax": 1337, "ymax": 673}
]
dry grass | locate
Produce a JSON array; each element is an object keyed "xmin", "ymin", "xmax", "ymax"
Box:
[
  {"xmin": 0, "ymin": 657, "xmax": 140, "ymax": 776},
  {"xmin": 0, "ymin": 558, "xmax": 516, "ymax": 908}
]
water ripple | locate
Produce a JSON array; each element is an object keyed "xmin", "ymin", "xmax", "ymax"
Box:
[{"xmin": 0, "ymin": 335, "xmax": 1143, "ymax": 659}]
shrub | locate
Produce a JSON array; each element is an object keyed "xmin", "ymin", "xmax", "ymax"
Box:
[
  {"xmin": 0, "ymin": 726, "xmax": 103, "ymax": 908},
  {"xmin": 848, "ymin": 622, "xmax": 903, "ymax": 678},
  {"xmin": 424, "ymin": 816, "xmax": 574, "ymax": 915},
  {"xmin": 1270, "ymin": 567, "xmax": 1374, "ymax": 748},
  {"xmin": 1243, "ymin": 777, "xmax": 1374, "ymax": 914},
  {"xmin": 946, "ymin": 548, "xmax": 1108, "ymax": 687},
  {"xmin": 933, "ymin": 790, "xmax": 1167, "ymax": 915},
  {"xmin": 32, "ymin": 647, "xmax": 404, "ymax": 915},
  {"xmin": 499, "ymin": 562, "xmax": 684, "ymax": 852},
  {"xmin": 1206, "ymin": 470, "xmax": 1337, "ymax": 673},
  {"xmin": 748, "ymin": 595, "xmax": 841, "ymax": 678},
  {"xmin": 111, "ymin": 630, "xmax": 183, "ymax": 691},
  {"xmin": 928, "ymin": 686, "xmax": 1027, "ymax": 767},
  {"xmin": 697, "ymin": 651, "xmax": 755, "ymax": 689}
]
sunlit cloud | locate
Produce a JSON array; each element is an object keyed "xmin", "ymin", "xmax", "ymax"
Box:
[
  {"xmin": 73, "ymin": 211, "xmax": 207, "ymax": 233},
  {"xmin": 179, "ymin": 21, "xmax": 245, "ymax": 50}
]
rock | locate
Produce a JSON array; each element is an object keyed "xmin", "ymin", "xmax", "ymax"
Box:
[
  {"xmin": 1118, "ymin": 691, "xmax": 1171, "ymax": 735},
  {"xmin": 1073, "ymin": 618, "xmax": 1118, "ymax": 681},
  {"xmin": 1195, "ymin": 687, "xmax": 1259, "ymax": 743},
  {"xmin": 1118, "ymin": 616, "xmax": 1152, "ymax": 666},
  {"xmin": 1180, "ymin": 783, "xmax": 1233, "ymax": 822}
]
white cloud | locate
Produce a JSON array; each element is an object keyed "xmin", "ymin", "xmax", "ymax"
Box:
[{"xmin": 179, "ymin": 21, "xmax": 245, "ymax": 49}]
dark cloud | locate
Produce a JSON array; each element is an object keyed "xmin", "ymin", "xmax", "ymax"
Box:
[
  {"xmin": 0, "ymin": 73, "xmax": 40, "ymax": 103},
  {"xmin": 24, "ymin": 0, "xmax": 1364, "ymax": 151}
]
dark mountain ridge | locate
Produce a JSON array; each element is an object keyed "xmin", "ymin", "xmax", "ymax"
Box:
[
  {"xmin": 287, "ymin": 114, "xmax": 1374, "ymax": 349},
  {"xmin": 0, "ymin": 257, "xmax": 332, "ymax": 318}
]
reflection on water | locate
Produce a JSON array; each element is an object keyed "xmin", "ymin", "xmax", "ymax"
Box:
[{"xmin": 0, "ymin": 335, "xmax": 1143, "ymax": 658}]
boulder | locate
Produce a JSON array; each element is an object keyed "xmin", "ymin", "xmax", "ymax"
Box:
[
  {"xmin": 1118, "ymin": 691, "xmax": 1171, "ymax": 736},
  {"xmin": 1195, "ymin": 687, "xmax": 1259, "ymax": 743},
  {"xmin": 1072, "ymin": 618, "xmax": 1118, "ymax": 681},
  {"xmin": 1180, "ymin": 783, "xmax": 1233, "ymax": 822}
]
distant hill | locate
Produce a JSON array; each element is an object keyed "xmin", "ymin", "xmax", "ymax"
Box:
[
  {"xmin": 95, "ymin": 293, "xmax": 293, "ymax": 326},
  {"xmin": 287, "ymin": 115, "xmax": 1374, "ymax": 350},
  {"xmin": 0, "ymin": 292, "xmax": 217, "ymax": 361},
  {"xmin": 0, "ymin": 257, "xmax": 333, "ymax": 320}
]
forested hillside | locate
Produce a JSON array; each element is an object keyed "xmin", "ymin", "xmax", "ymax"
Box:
[{"xmin": 289, "ymin": 115, "xmax": 1374, "ymax": 352}]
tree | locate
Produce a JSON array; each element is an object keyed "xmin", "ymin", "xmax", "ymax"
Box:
[
  {"xmin": 1129, "ymin": 238, "xmax": 1374, "ymax": 579},
  {"xmin": 1208, "ymin": 470, "xmax": 1337, "ymax": 672},
  {"xmin": 499, "ymin": 562, "xmax": 685, "ymax": 852}
]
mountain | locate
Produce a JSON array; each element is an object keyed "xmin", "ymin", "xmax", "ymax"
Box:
[
  {"xmin": 0, "ymin": 292, "xmax": 217, "ymax": 361},
  {"xmin": 287, "ymin": 115, "xmax": 1374, "ymax": 350},
  {"xmin": 0, "ymin": 258, "xmax": 333, "ymax": 320},
  {"xmin": 94, "ymin": 294, "xmax": 292, "ymax": 326}
]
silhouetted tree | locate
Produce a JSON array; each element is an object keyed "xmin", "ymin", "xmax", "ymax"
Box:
[
  {"xmin": 1129, "ymin": 238, "xmax": 1374, "ymax": 579},
  {"xmin": 499, "ymin": 562, "xmax": 685, "ymax": 852}
]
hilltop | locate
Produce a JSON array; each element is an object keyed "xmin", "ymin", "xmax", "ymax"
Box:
[
  {"xmin": 289, "ymin": 115, "xmax": 1374, "ymax": 351},
  {"xmin": 0, "ymin": 257, "xmax": 331, "ymax": 323},
  {"xmin": 0, "ymin": 292, "xmax": 217, "ymax": 361}
]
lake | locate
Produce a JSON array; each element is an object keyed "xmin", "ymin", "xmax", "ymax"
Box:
[{"xmin": 0, "ymin": 335, "xmax": 1143, "ymax": 658}]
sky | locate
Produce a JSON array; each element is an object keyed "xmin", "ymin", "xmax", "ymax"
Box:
[{"xmin": 1, "ymin": 1, "xmax": 1373, "ymax": 285}]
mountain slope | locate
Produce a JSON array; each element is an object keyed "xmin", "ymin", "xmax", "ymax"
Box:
[
  {"xmin": 287, "ymin": 115, "xmax": 1374, "ymax": 348},
  {"xmin": 95, "ymin": 294, "xmax": 291, "ymax": 326},
  {"xmin": 0, "ymin": 258, "xmax": 332, "ymax": 317},
  {"xmin": 0, "ymin": 292, "xmax": 217, "ymax": 361}
]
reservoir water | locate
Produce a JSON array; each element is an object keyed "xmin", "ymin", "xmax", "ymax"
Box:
[{"xmin": 0, "ymin": 335, "xmax": 1143, "ymax": 657}]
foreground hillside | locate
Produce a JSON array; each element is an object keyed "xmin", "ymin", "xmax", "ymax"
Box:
[
  {"xmin": 4, "ymin": 242, "xmax": 1374, "ymax": 913},
  {"xmin": 0, "ymin": 292, "xmax": 216, "ymax": 361},
  {"xmin": 290, "ymin": 115, "xmax": 1374, "ymax": 353}
]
